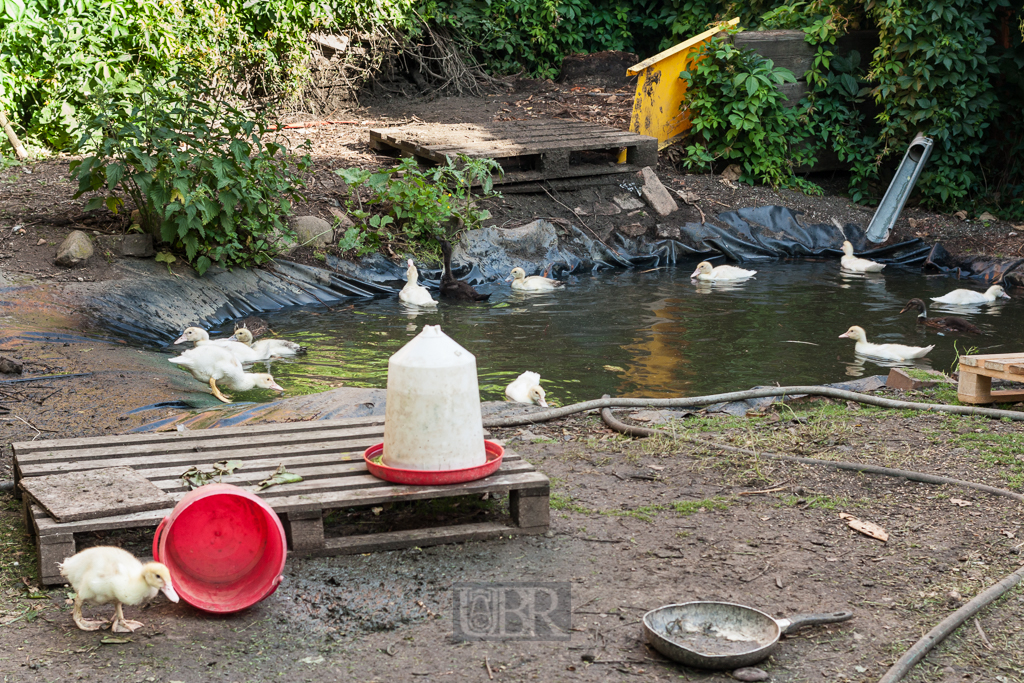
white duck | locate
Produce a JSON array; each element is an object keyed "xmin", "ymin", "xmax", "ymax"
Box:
[
  {"xmin": 399, "ymin": 259, "xmax": 437, "ymax": 307},
  {"xmin": 505, "ymin": 371, "xmax": 548, "ymax": 407},
  {"xmin": 59, "ymin": 546, "xmax": 179, "ymax": 633},
  {"xmin": 168, "ymin": 345, "xmax": 284, "ymax": 403},
  {"xmin": 231, "ymin": 327, "xmax": 303, "ymax": 359},
  {"xmin": 506, "ymin": 267, "xmax": 565, "ymax": 292},
  {"xmin": 838, "ymin": 325, "xmax": 934, "ymax": 361},
  {"xmin": 931, "ymin": 284, "xmax": 1010, "ymax": 305},
  {"xmin": 840, "ymin": 241, "xmax": 885, "ymax": 273},
  {"xmin": 174, "ymin": 326, "xmax": 261, "ymax": 363},
  {"xmin": 689, "ymin": 261, "xmax": 757, "ymax": 281}
]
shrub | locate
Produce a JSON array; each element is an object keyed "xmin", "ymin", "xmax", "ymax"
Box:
[{"xmin": 69, "ymin": 78, "xmax": 311, "ymax": 275}]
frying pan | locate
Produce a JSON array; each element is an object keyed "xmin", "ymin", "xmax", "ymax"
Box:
[{"xmin": 643, "ymin": 601, "xmax": 853, "ymax": 670}]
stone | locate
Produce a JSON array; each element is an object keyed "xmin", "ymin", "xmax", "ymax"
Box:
[
  {"xmin": 0, "ymin": 355, "xmax": 23, "ymax": 374},
  {"xmin": 328, "ymin": 206, "xmax": 355, "ymax": 228},
  {"xmin": 54, "ymin": 230, "xmax": 93, "ymax": 267},
  {"xmin": 618, "ymin": 223, "xmax": 647, "ymax": 237},
  {"xmin": 978, "ymin": 211, "xmax": 998, "ymax": 222},
  {"xmin": 115, "ymin": 234, "xmax": 155, "ymax": 258},
  {"xmin": 592, "ymin": 201, "xmax": 621, "ymax": 216},
  {"xmin": 290, "ymin": 215, "xmax": 333, "ymax": 249},
  {"xmin": 886, "ymin": 367, "xmax": 952, "ymax": 391},
  {"xmin": 36, "ymin": 238, "xmax": 45, "ymax": 246},
  {"xmin": 612, "ymin": 194, "xmax": 645, "ymax": 211},
  {"xmin": 722, "ymin": 164, "xmax": 742, "ymax": 181},
  {"xmin": 656, "ymin": 224, "xmax": 680, "ymax": 239},
  {"xmin": 732, "ymin": 668, "xmax": 770, "ymax": 682},
  {"xmin": 638, "ymin": 167, "xmax": 678, "ymax": 217}
]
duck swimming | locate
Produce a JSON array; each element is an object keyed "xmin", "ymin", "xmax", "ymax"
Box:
[
  {"xmin": 899, "ymin": 298, "xmax": 982, "ymax": 334},
  {"xmin": 231, "ymin": 327, "xmax": 303, "ymax": 359},
  {"xmin": 439, "ymin": 239, "xmax": 490, "ymax": 302},
  {"xmin": 505, "ymin": 371, "xmax": 548, "ymax": 407},
  {"xmin": 838, "ymin": 325, "xmax": 934, "ymax": 361},
  {"xmin": 840, "ymin": 241, "xmax": 885, "ymax": 273},
  {"xmin": 689, "ymin": 261, "xmax": 757, "ymax": 281},
  {"xmin": 168, "ymin": 345, "xmax": 284, "ymax": 402},
  {"xmin": 399, "ymin": 258, "xmax": 438, "ymax": 307},
  {"xmin": 507, "ymin": 267, "xmax": 564, "ymax": 292},
  {"xmin": 174, "ymin": 326, "xmax": 261, "ymax": 363},
  {"xmin": 931, "ymin": 284, "xmax": 1010, "ymax": 305}
]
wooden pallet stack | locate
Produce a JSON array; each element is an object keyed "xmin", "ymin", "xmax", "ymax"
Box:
[
  {"xmin": 13, "ymin": 416, "xmax": 550, "ymax": 586},
  {"xmin": 957, "ymin": 353, "xmax": 1024, "ymax": 404}
]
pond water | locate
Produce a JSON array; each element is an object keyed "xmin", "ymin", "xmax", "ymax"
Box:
[{"xmin": 223, "ymin": 260, "xmax": 1021, "ymax": 405}]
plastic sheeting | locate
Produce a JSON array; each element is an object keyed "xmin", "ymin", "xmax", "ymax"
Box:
[{"xmin": 71, "ymin": 205, "xmax": 1019, "ymax": 345}]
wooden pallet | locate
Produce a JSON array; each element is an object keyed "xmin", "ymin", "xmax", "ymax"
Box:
[
  {"xmin": 958, "ymin": 353, "xmax": 1024, "ymax": 404},
  {"xmin": 368, "ymin": 120, "xmax": 658, "ymax": 184},
  {"xmin": 12, "ymin": 416, "xmax": 549, "ymax": 586}
]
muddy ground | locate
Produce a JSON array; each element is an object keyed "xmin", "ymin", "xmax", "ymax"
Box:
[{"xmin": 2, "ymin": 64, "xmax": 1024, "ymax": 683}]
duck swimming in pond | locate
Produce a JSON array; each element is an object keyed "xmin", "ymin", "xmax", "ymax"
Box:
[
  {"xmin": 689, "ymin": 261, "xmax": 757, "ymax": 281},
  {"xmin": 168, "ymin": 345, "xmax": 284, "ymax": 402},
  {"xmin": 838, "ymin": 325, "xmax": 934, "ymax": 361},
  {"xmin": 899, "ymin": 298, "xmax": 982, "ymax": 334},
  {"xmin": 399, "ymin": 258, "xmax": 438, "ymax": 307},
  {"xmin": 507, "ymin": 267, "xmax": 564, "ymax": 292},
  {"xmin": 231, "ymin": 327, "xmax": 304, "ymax": 359},
  {"xmin": 930, "ymin": 284, "xmax": 1010, "ymax": 305},
  {"xmin": 505, "ymin": 371, "xmax": 548, "ymax": 407},
  {"xmin": 840, "ymin": 241, "xmax": 885, "ymax": 273},
  {"xmin": 174, "ymin": 326, "xmax": 261, "ymax": 363},
  {"xmin": 439, "ymin": 239, "xmax": 490, "ymax": 301}
]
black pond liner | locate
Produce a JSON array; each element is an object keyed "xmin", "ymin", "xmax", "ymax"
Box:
[{"xmin": 74, "ymin": 206, "xmax": 1023, "ymax": 346}]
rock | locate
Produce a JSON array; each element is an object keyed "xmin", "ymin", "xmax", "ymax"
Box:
[
  {"xmin": 0, "ymin": 355, "xmax": 23, "ymax": 374},
  {"xmin": 592, "ymin": 201, "xmax": 622, "ymax": 216},
  {"xmin": 36, "ymin": 238, "xmax": 46, "ymax": 246},
  {"xmin": 732, "ymin": 667, "xmax": 770, "ymax": 682},
  {"xmin": 115, "ymin": 234, "xmax": 155, "ymax": 258},
  {"xmin": 290, "ymin": 215, "xmax": 333, "ymax": 249},
  {"xmin": 612, "ymin": 194, "xmax": 645, "ymax": 211},
  {"xmin": 978, "ymin": 211, "xmax": 998, "ymax": 222},
  {"xmin": 722, "ymin": 164, "xmax": 742, "ymax": 182},
  {"xmin": 618, "ymin": 223, "xmax": 647, "ymax": 237},
  {"xmin": 954, "ymin": 210, "xmax": 968, "ymax": 220},
  {"xmin": 638, "ymin": 167, "xmax": 678, "ymax": 217},
  {"xmin": 656, "ymin": 224, "xmax": 680, "ymax": 239},
  {"xmin": 54, "ymin": 230, "xmax": 93, "ymax": 267},
  {"xmin": 328, "ymin": 206, "xmax": 355, "ymax": 228}
]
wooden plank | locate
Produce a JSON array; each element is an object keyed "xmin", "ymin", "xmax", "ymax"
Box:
[
  {"xmin": 12, "ymin": 415, "xmax": 385, "ymax": 457},
  {"xmin": 304, "ymin": 522, "xmax": 516, "ymax": 557},
  {"xmin": 425, "ymin": 129, "xmax": 647, "ymax": 151},
  {"xmin": 20, "ymin": 466, "xmax": 173, "ymax": 523}
]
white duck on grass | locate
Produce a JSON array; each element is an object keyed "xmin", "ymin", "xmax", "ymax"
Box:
[
  {"xmin": 175, "ymin": 326, "xmax": 261, "ymax": 364},
  {"xmin": 507, "ymin": 267, "xmax": 565, "ymax": 292},
  {"xmin": 231, "ymin": 327, "xmax": 303, "ymax": 359},
  {"xmin": 59, "ymin": 546, "xmax": 178, "ymax": 633},
  {"xmin": 505, "ymin": 371, "xmax": 548, "ymax": 407},
  {"xmin": 840, "ymin": 241, "xmax": 885, "ymax": 273},
  {"xmin": 931, "ymin": 284, "xmax": 1010, "ymax": 305},
  {"xmin": 838, "ymin": 325, "xmax": 934, "ymax": 361},
  {"xmin": 399, "ymin": 259, "xmax": 437, "ymax": 307},
  {"xmin": 689, "ymin": 261, "xmax": 757, "ymax": 281},
  {"xmin": 168, "ymin": 344, "xmax": 284, "ymax": 403}
]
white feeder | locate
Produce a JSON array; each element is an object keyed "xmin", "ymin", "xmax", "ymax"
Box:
[{"xmin": 382, "ymin": 325, "xmax": 487, "ymax": 470}]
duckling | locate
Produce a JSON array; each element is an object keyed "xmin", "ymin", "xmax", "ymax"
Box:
[
  {"xmin": 838, "ymin": 325, "xmax": 933, "ymax": 361},
  {"xmin": 231, "ymin": 327, "xmax": 303, "ymax": 359},
  {"xmin": 505, "ymin": 371, "xmax": 548, "ymax": 407},
  {"xmin": 689, "ymin": 261, "xmax": 757, "ymax": 281},
  {"xmin": 174, "ymin": 327, "xmax": 261, "ymax": 364},
  {"xmin": 168, "ymin": 345, "xmax": 284, "ymax": 403},
  {"xmin": 931, "ymin": 284, "xmax": 1010, "ymax": 305},
  {"xmin": 399, "ymin": 258, "xmax": 438, "ymax": 307},
  {"xmin": 59, "ymin": 546, "xmax": 178, "ymax": 633},
  {"xmin": 899, "ymin": 298, "xmax": 982, "ymax": 334},
  {"xmin": 439, "ymin": 239, "xmax": 490, "ymax": 302},
  {"xmin": 840, "ymin": 241, "xmax": 885, "ymax": 273},
  {"xmin": 506, "ymin": 267, "xmax": 565, "ymax": 292}
]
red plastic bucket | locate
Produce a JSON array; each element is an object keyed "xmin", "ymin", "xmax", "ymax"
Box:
[{"xmin": 153, "ymin": 483, "xmax": 286, "ymax": 614}]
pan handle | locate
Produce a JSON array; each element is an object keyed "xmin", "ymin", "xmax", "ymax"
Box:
[{"xmin": 777, "ymin": 611, "xmax": 853, "ymax": 634}]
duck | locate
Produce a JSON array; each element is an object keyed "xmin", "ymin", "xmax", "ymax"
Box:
[
  {"xmin": 439, "ymin": 239, "xmax": 490, "ymax": 301},
  {"xmin": 930, "ymin": 284, "xmax": 1010, "ymax": 305},
  {"xmin": 506, "ymin": 267, "xmax": 565, "ymax": 292},
  {"xmin": 838, "ymin": 325, "xmax": 934, "ymax": 361},
  {"xmin": 174, "ymin": 326, "xmax": 261, "ymax": 364},
  {"xmin": 231, "ymin": 327, "xmax": 304, "ymax": 359},
  {"xmin": 59, "ymin": 546, "xmax": 178, "ymax": 633},
  {"xmin": 505, "ymin": 371, "xmax": 548, "ymax": 407},
  {"xmin": 840, "ymin": 241, "xmax": 885, "ymax": 273},
  {"xmin": 899, "ymin": 298, "xmax": 982, "ymax": 334},
  {"xmin": 399, "ymin": 258, "xmax": 438, "ymax": 307},
  {"xmin": 168, "ymin": 345, "xmax": 284, "ymax": 403},
  {"xmin": 689, "ymin": 261, "xmax": 757, "ymax": 281}
]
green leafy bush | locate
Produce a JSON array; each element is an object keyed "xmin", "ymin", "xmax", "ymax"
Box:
[
  {"xmin": 679, "ymin": 36, "xmax": 818, "ymax": 192},
  {"xmin": 333, "ymin": 156, "xmax": 502, "ymax": 256},
  {"xmin": 69, "ymin": 79, "xmax": 311, "ymax": 275}
]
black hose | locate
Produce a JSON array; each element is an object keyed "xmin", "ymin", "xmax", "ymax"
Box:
[
  {"xmin": 598, "ymin": 404, "xmax": 1024, "ymax": 503},
  {"xmin": 877, "ymin": 564, "xmax": 1024, "ymax": 683},
  {"xmin": 481, "ymin": 386, "xmax": 1024, "ymax": 428}
]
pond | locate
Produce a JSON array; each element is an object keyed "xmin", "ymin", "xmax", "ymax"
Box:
[{"xmin": 225, "ymin": 260, "xmax": 1020, "ymax": 405}]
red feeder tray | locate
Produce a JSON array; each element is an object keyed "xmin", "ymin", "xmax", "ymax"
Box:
[{"xmin": 364, "ymin": 440, "xmax": 504, "ymax": 485}]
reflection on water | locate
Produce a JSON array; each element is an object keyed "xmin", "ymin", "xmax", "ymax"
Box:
[{"xmin": 230, "ymin": 262, "xmax": 1020, "ymax": 404}]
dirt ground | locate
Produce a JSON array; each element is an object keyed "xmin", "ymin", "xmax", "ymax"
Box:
[{"xmin": 2, "ymin": 62, "xmax": 1024, "ymax": 683}]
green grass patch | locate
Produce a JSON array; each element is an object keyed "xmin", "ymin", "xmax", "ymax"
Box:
[
  {"xmin": 781, "ymin": 494, "xmax": 860, "ymax": 510},
  {"xmin": 952, "ymin": 431, "xmax": 1024, "ymax": 489},
  {"xmin": 549, "ymin": 493, "xmax": 731, "ymax": 522}
]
